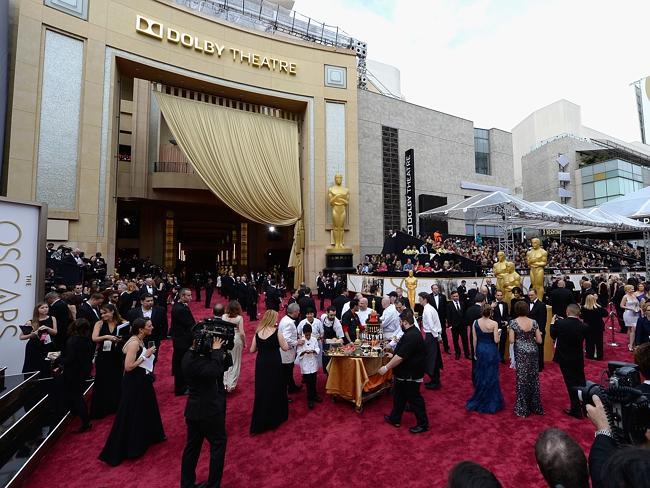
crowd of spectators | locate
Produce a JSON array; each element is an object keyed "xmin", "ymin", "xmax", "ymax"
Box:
[{"xmin": 358, "ymin": 234, "xmax": 645, "ymax": 276}]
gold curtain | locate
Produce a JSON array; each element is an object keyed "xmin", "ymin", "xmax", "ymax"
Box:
[{"xmin": 155, "ymin": 92, "xmax": 303, "ymax": 285}]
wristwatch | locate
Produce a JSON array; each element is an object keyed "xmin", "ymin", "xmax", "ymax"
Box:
[{"xmin": 594, "ymin": 429, "xmax": 612, "ymax": 438}]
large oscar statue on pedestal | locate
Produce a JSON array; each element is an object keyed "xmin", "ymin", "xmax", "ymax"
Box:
[
  {"xmin": 325, "ymin": 174, "xmax": 354, "ymax": 271},
  {"xmin": 526, "ymin": 238, "xmax": 548, "ymax": 300},
  {"xmin": 492, "ymin": 251, "xmax": 508, "ymax": 292}
]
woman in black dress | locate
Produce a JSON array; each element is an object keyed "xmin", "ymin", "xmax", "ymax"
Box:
[
  {"xmin": 20, "ymin": 302, "xmax": 57, "ymax": 378},
  {"xmin": 99, "ymin": 318, "xmax": 165, "ymax": 466},
  {"xmin": 56, "ymin": 318, "xmax": 95, "ymax": 432},
  {"xmin": 582, "ymin": 294, "xmax": 608, "ymax": 360},
  {"xmin": 90, "ymin": 304, "xmax": 125, "ymax": 418},
  {"xmin": 250, "ymin": 310, "xmax": 290, "ymax": 434}
]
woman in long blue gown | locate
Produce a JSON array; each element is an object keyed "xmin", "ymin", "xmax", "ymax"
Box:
[{"xmin": 466, "ymin": 304, "xmax": 504, "ymax": 414}]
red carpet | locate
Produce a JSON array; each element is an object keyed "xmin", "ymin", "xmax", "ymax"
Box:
[{"xmin": 24, "ymin": 298, "xmax": 632, "ymax": 488}]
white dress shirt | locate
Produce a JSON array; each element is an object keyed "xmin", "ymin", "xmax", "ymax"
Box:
[
  {"xmin": 278, "ymin": 315, "xmax": 298, "ymax": 364},
  {"xmin": 422, "ymin": 303, "xmax": 441, "ymax": 338},
  {"xmin": 381, "ymin": 304, "xmax": 400, "ymax": 337},
  {"xmin": 356, "ymin": 308, "xmax": 372, "ymax": 326},
  {"xmin": 141, "ymin": 307, "xmax": 152, "ymax": 319},
  {"xmin": 297, "ymin": 318, "xmax": 324, "ymax": 340},
  {"xmin": 297, "ymin": 337, "xmax": 320, "ymax": 374},
  {"xmin": 320, "ymin": 314, "xmax": 344, "ymax": 338}
]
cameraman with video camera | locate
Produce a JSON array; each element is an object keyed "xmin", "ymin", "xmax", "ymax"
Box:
[
  {"xmin": 586, "ymin": 343, "xmax": 650, "ymax": 488},
  {"xmin": 180, "ymin": 320, "xmax": 233, "ymax": 488}
]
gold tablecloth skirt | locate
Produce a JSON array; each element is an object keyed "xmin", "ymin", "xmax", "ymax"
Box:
[{"xmin": 325, "ymin": 356, "xmax": 392, "ymax": 408}]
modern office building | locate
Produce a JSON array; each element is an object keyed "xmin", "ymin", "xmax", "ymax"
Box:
[
  {"xmin": 513, "ymin": 99, "xmax": 650, "ymax": 208},
  {"xmin": 357, "ymin": 90, "xmax": 514, "ymax": 257}
]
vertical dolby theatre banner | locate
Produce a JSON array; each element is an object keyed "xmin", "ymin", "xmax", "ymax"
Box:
[
  {"xmin": 0, "ymin": 198, "xmax": 46, "ymax": 374},
  {"xmin": 405, "ymin": 148, "xmax": 417, "ymax": 236}
]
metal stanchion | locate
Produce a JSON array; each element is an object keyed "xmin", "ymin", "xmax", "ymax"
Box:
[{"xmin": 607, "ymin": 305, "xmax": 619, "ymax": 347}]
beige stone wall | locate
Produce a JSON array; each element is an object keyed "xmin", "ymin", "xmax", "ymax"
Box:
[{"xmin": 6, "ymin": 0, "xmax": 359, "ymax": 284}]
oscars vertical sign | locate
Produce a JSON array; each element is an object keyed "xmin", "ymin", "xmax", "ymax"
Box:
[
  {"xmin": 0, "ymin": 198, "xmax": 46, "ymax": 374},
  {"xmin": 404, "ymin": 149, "xmax": 417, "ymax": 236}
]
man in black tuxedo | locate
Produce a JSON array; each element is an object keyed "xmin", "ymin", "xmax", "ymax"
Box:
[
  {"xmin": 446, "ymin": 290, "xmax": 469, "ymax": 359},
  {"xmin": 116, "ymin": 283, "xmax": 132, "ymax": 319},
  {"xmin": 465, "ymin": 292, "xmax": 485, "ymax": 381},
  {"xmin": 333, "ymin": 288, "xmax": 350, "ymax": 319},
  {"xmin": 264, "ymin": 280, "xmax": 282, "ymax": 312},
  {"xmin": 316, "ymin": 272, "xmax": 326, "ymax": 311},
  {"xmin": 331, "ymin": 274, "xmax": 344, "ymax": 297},
  {"xmin": 204, "ymin": 277, "xmax": 214, "ymax": 309},
  {"xmin": 491, "ymin": 290, "xmax": 510, "ymax": 363},
  {"xmin": 46, "ymin": 291, "xmax": 71, "ymax": 350},
  {"xmin": 484, "ymin": 278, "xmax": 497, "ymax": 303},
  {"xmin": 140, "ymin": 277, "xmax": 158, "ymax": 305},
  {"xmin": 550, "ymin": 303, "xmax": 588, "ymax": 418},
  {"xmin": 181, "ymin": 332, "xmax": 231, "ymax": 488},
  {"xmin": 428, "ymin": 284, "xmax": 449, "ymax": 353},
  {"xmin": 128, "ymin": 293, "xmax": 168, "ymax": 364},
  {"xmin": 77, "ymin": 293, "xmax": 103, "ymax": 327},
  {"xmin": 528, "ymin": 289, "xmax": 548, "ymax": 372},
  {"xmin": 549, "ymin": 280, "xmax": 575, "ymax": 317},
  {"xmin": 298, "ymin": 287, "xmax": 316, "ymax": 319},
  {"xmin": 171, "ymin": 288, "xmax": 196, "ymax": 396},
  {"xmin": 580, "ymin": 279, "xmax": 597, "ymax": 306},
  {"xmin": 246, "ymin": 280, "xmax": 258, "ymax": 321}
]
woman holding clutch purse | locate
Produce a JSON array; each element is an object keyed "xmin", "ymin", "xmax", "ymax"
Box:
[{"xmin": 621, "ymin": 284, "xmax": 641, "ymax": 351}]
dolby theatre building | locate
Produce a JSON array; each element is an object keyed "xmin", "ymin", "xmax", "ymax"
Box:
[
  {"xmin": 2, "ymin": 0, "xmax": 363, "ymax": 284},
  {"xmin": 2, "ymin": 0, "xmax": 515, "ymax": 284}
]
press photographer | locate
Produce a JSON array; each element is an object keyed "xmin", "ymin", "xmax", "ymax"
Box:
[
  {"xmin": 581, "ymin": 343, "xmax": 650, "ymax": 488},
  {"xmin": 181, "ymin": 318, "xmax": 234, "ymax": 488}
]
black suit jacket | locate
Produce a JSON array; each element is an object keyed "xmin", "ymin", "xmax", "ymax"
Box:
[
  {"xmin": 171, "ymin": 302, "xmax": 195, "ymax": 349},
  {"xmin": 117, "ymin": 292, "xmax": 133, "ymax": 319},
  {"xmin": 333, "ymin": 294, "xmax": 349, "ymax": 319},
  {"xmin": 127, "ymin": 306, "xmax": 168, "ymax": 341},
  {"xmin": 428, "ymin": 293, "xmax": 447, "ymax": 325},
  {"xmin": 77, "ymin": 302, "xmax": 100, "ymax": 326},
  {"xmin": 464, "ymin": 303, "xmax": 482, "ymax": 328},
  {"xmin": 588, "ymin": 434, "xmax": 617, "ymax": 488},
  {"xmin": 298, "ymin": 295, "xmax": 316, "ymax": 317},
  {"xmin": 550, "ymin": 316, "xmax": 587, "ymax": 366},
  {"xmin": 50, "ymin": 299, "xmax": 71, "ymax": 346},
  {"xmin": 492, "ymin": 300, "xmax": 509, "ymax": 325},
  {"xmin": 182, "ymin": 348, "xmax": 231, "ymax": 420},
  {"xmin": 549, "ymin": 287, "xmax": 575, "ymax": 317},
  {"xmin": 139, "ymin": 285, "xmax": 159, "ymax": 302},
  {"xmin": 446, "ymin": 300, "xmax": 465, "ymax": 328},
  {"xmin": 264, "ymin": 286, "xmax": 281, "ymax": 311},
  {"xmin": 527, "ymin": 299, "xmax": 548, "ymax": 333}
]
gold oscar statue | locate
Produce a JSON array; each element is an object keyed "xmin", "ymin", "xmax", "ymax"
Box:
[
  {"xmin": 405, "ymin": 270, "xmax": 418, "ymax": 308},
  {"xmin": 502, "ymin": 261, "xmax": 521, "ymax": 306},
  {"xmin": 327, "ymin": 173, "xmax": 351, "ymax": 253},
  {"xmin": 526, "ymin": 237, "xmax": 548, "ymax": 300},
  {"xmin": 492, "ymin": 251, "xmax": 508, "ymax": 292}
]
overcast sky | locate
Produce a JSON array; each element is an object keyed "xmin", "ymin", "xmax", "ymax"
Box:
[{"xmin": 296, "ymin": 0, "xmax": 649, "ymax": 142}]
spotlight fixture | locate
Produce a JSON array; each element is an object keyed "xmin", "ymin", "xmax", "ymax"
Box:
[
  {"xmin": 268, "ymin": 226, "xmax": 276, "ymax": 232},
  {"xmin": 123, "ymin": 217, "xmax": 131, "ymax": 225}
]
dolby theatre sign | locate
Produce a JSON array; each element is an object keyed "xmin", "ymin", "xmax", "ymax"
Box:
[{"xmin": 136, "ymin": 15, "xmax": 298, "ymax": 75}]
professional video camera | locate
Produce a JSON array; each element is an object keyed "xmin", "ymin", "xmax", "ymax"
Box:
[
  {"xmin": 191, "ymin": 317, "xmax": 236, "ymax": 355},
  {"xmin": 577, "ymin": 361, "xmax": 650, "ymax": 445}
]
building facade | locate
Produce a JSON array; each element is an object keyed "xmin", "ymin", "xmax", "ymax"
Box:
[
  {"xmin": 3, "ymin": 0, "xmax": 362, "ymax": 283},
  {"xmin": 515, "ymin": 100, "xmax": 650, "ymax": 208},
  {"xmin": 357, "ymin": 89, "xmax": 514, "ymax": 258}
]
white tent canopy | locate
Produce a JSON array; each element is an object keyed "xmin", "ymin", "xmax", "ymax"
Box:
[
  {"xmin": 419, "ymin": 191, "xmax": 648, "ymax": 232},
  {"xmin": 598, "ymin": 186, "xmax": 650, "ymax": 219}
]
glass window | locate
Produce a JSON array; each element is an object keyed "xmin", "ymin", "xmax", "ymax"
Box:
[
  {"xmin": 465, "ymin": 224, "xmax": 474, "ymax": 235},
  {"xmin": 605, "ymin": 160, "xmax": 618, "ymax": 171},
  {"xmin": 474, "ymin": 128, "xmax": 490, "ymax": 175},
  {"xmin": 620, "ymin": 160, "xmax": 633, "ymax": 173},
  {"xmin": 593, "ymin": 162, "xmax": 606, "ymax": 173},
  {"xmin": 582, "ymin": 182, "xmax": 595, "ymax": 200},
  {"xmin": 596, "ymin": 197, "xmax": 608, "ymax": 205},
  {"xmin": 594, "ymin": 172, "xmax": 606, "ymax": 181},
  {"xmin": 606, "ymin": 178, "xmax": 620, "ymax": 196},
  {"xmin": 594, "ymin": 180, "xmax": 607, "ymax": 198},
  {"xmin": 581, "ymin": 166, "xmax": 593, "ymax": 176},
  {"xmin": 633, "ymin": 164, "xmax": 642, "ymax": 175},
  {"xmin": 582, "ymin": 174, "xmax": 593, "ymax": 183}
]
